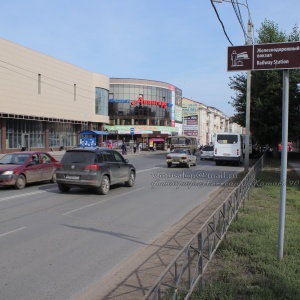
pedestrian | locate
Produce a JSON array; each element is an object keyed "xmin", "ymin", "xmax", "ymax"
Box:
[
  {"xmin": 108, "ymin": 142, "xmax": 112, "ymax": 149},
  {"xmin": 139, "ymin": 143, "xmax": 142, "ymax": 152},
  {"xmin": 133, "ymin": 142, "xmax": 137, "ymax": 153},
  {"xmin": 122, "ymin": 142, "xmax": 127, "ymax": 155}
]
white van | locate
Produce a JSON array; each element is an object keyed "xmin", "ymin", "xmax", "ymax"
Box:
[{"xmin": 213, "ymin": 132, "xmax": 244, "ymax": 166}]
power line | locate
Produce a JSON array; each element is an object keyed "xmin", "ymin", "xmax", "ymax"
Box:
[
  {"xmin": 0, "ymin": 63, "xmax": 98, "ymax": 103},
  {"xmin": 210, "ymin": 0, "xmax": 234, "ymax": 46},
  {"xmin": 0, "ymin": 59, "xmax": 98, "ymax": 96},
  {"xmin": 231, "ymin": 0, "xmax": 247, "ymax": 42}
]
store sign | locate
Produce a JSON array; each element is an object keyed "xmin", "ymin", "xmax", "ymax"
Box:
[
  {"xmin": 108, "ymin": 99, "xmax": 130, "ymax": 103},
  {"xmin": 184, "ymin": 130, "xmax": 198, "ymax": 136},
  {"xmin": 109, "ymin": 130, "xmax": 118, "ymax": 134},
  {"xmin": 228, "ymin": 41, "xmax": 300, "ymax": 71},
  {"xmin": 131, "ymin": 96, "xmax": 172, "ymax": 108}
]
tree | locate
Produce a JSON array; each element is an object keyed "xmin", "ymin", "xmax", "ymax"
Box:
[{"xmin": 229, "ymin": 19, "xmax": 300, "ymax": 148}]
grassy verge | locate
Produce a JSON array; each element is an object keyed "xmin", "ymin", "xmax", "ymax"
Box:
[{"xmin": 192, "ymin": 157, "xmax": 300, "ymax": 300}]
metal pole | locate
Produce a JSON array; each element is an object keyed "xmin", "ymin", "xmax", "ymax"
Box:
[
  {"xmin": 212, "ymin": 0, "xmax": 252, "ymax": 172},
  {"xmin": 244, "ymin": 16, "xmax": 252, "ymax": 173},
  {"xmin": 278, "ymin": 69, "xmax": 289, "ymax": 259}
]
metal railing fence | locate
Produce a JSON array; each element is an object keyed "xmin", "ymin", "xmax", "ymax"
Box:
[{"xmin": 144, "ymin": 154, "xmax": 265, "ymax": 300}]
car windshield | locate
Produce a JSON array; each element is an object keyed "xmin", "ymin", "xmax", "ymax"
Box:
[
  {"xmin": 0, "ymin": 154, "xmax": 30, "ymax": 165},
  {"xmin": 173, "ymin": 148, "xmax": 186, "ymax": 153},
  {"xmin": 203, "ymin": 146, "xmax": 213, "ymax": 151},
  {"xmin": 61, "ymin": 151, "xmax": 96, "ymax": 163}
]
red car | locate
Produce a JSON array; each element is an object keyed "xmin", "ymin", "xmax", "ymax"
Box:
[{"xmin": 0, "ymin": 151, "xmax": 60, "ymax": 189}]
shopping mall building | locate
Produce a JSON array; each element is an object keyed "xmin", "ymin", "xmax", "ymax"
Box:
[{"xmin": 0, "ymin": 38, "xmax": 240, "ymax": 154}]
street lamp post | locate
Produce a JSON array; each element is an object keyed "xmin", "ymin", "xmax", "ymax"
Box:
[{"xmin": 213, "ymin": 0, "xmax": 253, "ymax": 172}]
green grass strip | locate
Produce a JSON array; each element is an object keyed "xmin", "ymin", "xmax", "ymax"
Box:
[{"xmin": 192, "ymin": 158, "xmax": 300, "ymax": 300}]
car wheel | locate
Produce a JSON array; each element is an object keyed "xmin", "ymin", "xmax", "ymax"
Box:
[
  {"xmin": 15, "ymin": 174, "xmax": 26, "ymax": 189},
  {"xmin": 167, "ymin": 162, "xmax": 172, "ymax": 168},
  {"xmin": 125, "ymin": 171, "xmax": 135, "ymax": 187},
  {"xmin": 58, "ymin": 183, "xmax": 70, "ymax": 193},
  {"xmin": 96, "ymin": 175, "xmax": 110, "ymax": 195},
  {"xmin": 50, "ymin": 172, "xmax": 56, "ymax": 183},
  {"xmin": 186, "ymin": 161, "xmax": 190, "ymax": 168}
]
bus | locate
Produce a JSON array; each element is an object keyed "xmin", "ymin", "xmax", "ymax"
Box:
[
  {"xmin": 169, "ymin": 135, "xmax": 198, "ymax": 154},
  {"xmin": 213, "ymin": 132, "xmax": 244, "ymax": 166}
]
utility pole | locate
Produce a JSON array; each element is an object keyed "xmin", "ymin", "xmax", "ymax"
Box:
[
  {"xmin": 212, "ymin": 0, "xmax": 253, "ymax": 172},
  {"xmin": 244, "ymin": 15, "xmax": 253, "ymax": 172}
]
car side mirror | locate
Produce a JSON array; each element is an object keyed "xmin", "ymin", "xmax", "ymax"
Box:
[{"xmin": 125, "ymin": 159, "xmax": 129, "ymax": 164}]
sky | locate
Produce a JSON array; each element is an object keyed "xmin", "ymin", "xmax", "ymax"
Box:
[{"xmin": 0, "ymin": 0, "xmax": 299, "ymax": 117}]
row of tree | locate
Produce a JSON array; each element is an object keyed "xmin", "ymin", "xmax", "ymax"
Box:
[{"xmin": 229, "ymin": 19, "xmax": 300, "ymax": 149}]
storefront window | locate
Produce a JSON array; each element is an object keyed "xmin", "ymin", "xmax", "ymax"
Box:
[
  {"xmin": 6, "ymin": 119, "xmax": 45, "ymax": 149},
  {"xmin": 48, "ymin": 123, "xmax": 83, "ymax": 148}
]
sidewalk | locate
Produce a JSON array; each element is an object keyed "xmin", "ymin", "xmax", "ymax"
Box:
[{"xmin": 288, "ymin": 161, "xmax": 300, "ymax": 176}]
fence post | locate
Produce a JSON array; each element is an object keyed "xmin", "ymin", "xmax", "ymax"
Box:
[{"xmin": 198, "ymin": 233, "xmax": 203, "ymax": 290}]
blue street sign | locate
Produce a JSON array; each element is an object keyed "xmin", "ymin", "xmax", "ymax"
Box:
[{"xmin": 130, "ymin": 128, "xmax": 134, "ymax": 135}]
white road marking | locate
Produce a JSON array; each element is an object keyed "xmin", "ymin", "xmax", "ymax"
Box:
[
  {"xmin": 137, "ymin": 167, "xmax": 161, "ymax": 173},
  {"xmin": 63, "ymin": 187, "xmax": 146, "ymax": 215},
  {"xmin": 0, "ymin": 227, "xmax": 26, "ymax": 237},
  {"xmin": 0, "ymin": 187, "xmax": 57, "ymax": 203},
  {"xmin": 0, "ymin": 168, "xmax": 159, "ymax": 204}
]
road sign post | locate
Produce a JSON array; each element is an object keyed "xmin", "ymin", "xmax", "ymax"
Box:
[{"xmin": 227, "ymin": 41, "xmax": 300, "ymax": 259}]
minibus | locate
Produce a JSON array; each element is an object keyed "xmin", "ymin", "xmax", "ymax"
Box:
[{"xmin": 213, "ymin": 132, "xmax": 243, "ymax": 166}]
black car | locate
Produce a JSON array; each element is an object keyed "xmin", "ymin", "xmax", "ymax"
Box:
[{"xmin": 56, "ymin": 147, "xmax": 136, "ymax": 195}]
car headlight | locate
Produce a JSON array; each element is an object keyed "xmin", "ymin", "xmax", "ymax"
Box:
[{"xmin": 2, "ymin": 170, "xmax": 14, "ymax": 175}]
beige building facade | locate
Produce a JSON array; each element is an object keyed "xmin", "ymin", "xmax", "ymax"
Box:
[{"xmin": 0, "ymin": 38, "xmax": 109, "ymax": 153}]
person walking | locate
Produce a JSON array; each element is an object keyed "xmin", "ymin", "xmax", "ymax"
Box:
[
  {"xmin": 133, "ymin": 142, "xmax": 137, "ymax": 153},
  {"xmin": 139, "ymin": 143, "xmax": 142, "ymax": 153},
  {"xmin": 122, "ymin": 142, "xmax": 127, "ymax": 155}
]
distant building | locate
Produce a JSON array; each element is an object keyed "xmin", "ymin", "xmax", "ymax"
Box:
[{"xmin": 182, "ymin": 98, "xmax": 243, "ymax": 145}]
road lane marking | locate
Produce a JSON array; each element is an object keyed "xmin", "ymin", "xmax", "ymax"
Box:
[
  {"xmin": 137, "ymin": 167, "xmax": 161, "ymax": 173},
  {"xmin": 0, "ymin": 227, "xmax": 26, "ymax": 237},
  {"xmin": 63, "ymin": 187, "xmax": 146, "ymax": 215},
  {"xmin": 0, "ymin": 187, "xmax": 57, "ymax": 203}
]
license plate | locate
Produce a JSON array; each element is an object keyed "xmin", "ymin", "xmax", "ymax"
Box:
[
  {"xmin": 223, "ymin": 153, "xmax": 231, "ymax": 156},
  {"xmin": 65, "ymin": 175, "xmax": 80, "ymax": 180}
]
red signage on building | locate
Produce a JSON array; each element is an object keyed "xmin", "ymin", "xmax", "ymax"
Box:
[{"xmin": 131, "ymin": 96, "xmax": 167, "ymax": 108}]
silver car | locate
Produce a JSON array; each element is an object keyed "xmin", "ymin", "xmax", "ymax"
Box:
[
  {"xmin": 166, "ymin": 148, "xmax": 197, "ymax": 168},
  {"xmin": 200, "ymin": 145, "xmax": 214, "ymax": 160}
]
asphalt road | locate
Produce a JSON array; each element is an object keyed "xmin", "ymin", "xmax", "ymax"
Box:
[{"xmin": 0, "ymin": 152, "xmax": 244, "ymax": 300}]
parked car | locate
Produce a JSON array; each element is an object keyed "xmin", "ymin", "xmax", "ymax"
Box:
[
  {"xmin": 200, "ymin": 145, "xmax": 214, "ymax": 160},
  {"xmin": 166, "ymin": 148, "xmax": 197, "ymax": 168},
  {"xmin": 56, "ymin": 147, "xmax": 136, "ymax": 195},
  {"xmin": 0, "ymin": 151, "xmax": 59, "ymax": 189}
]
